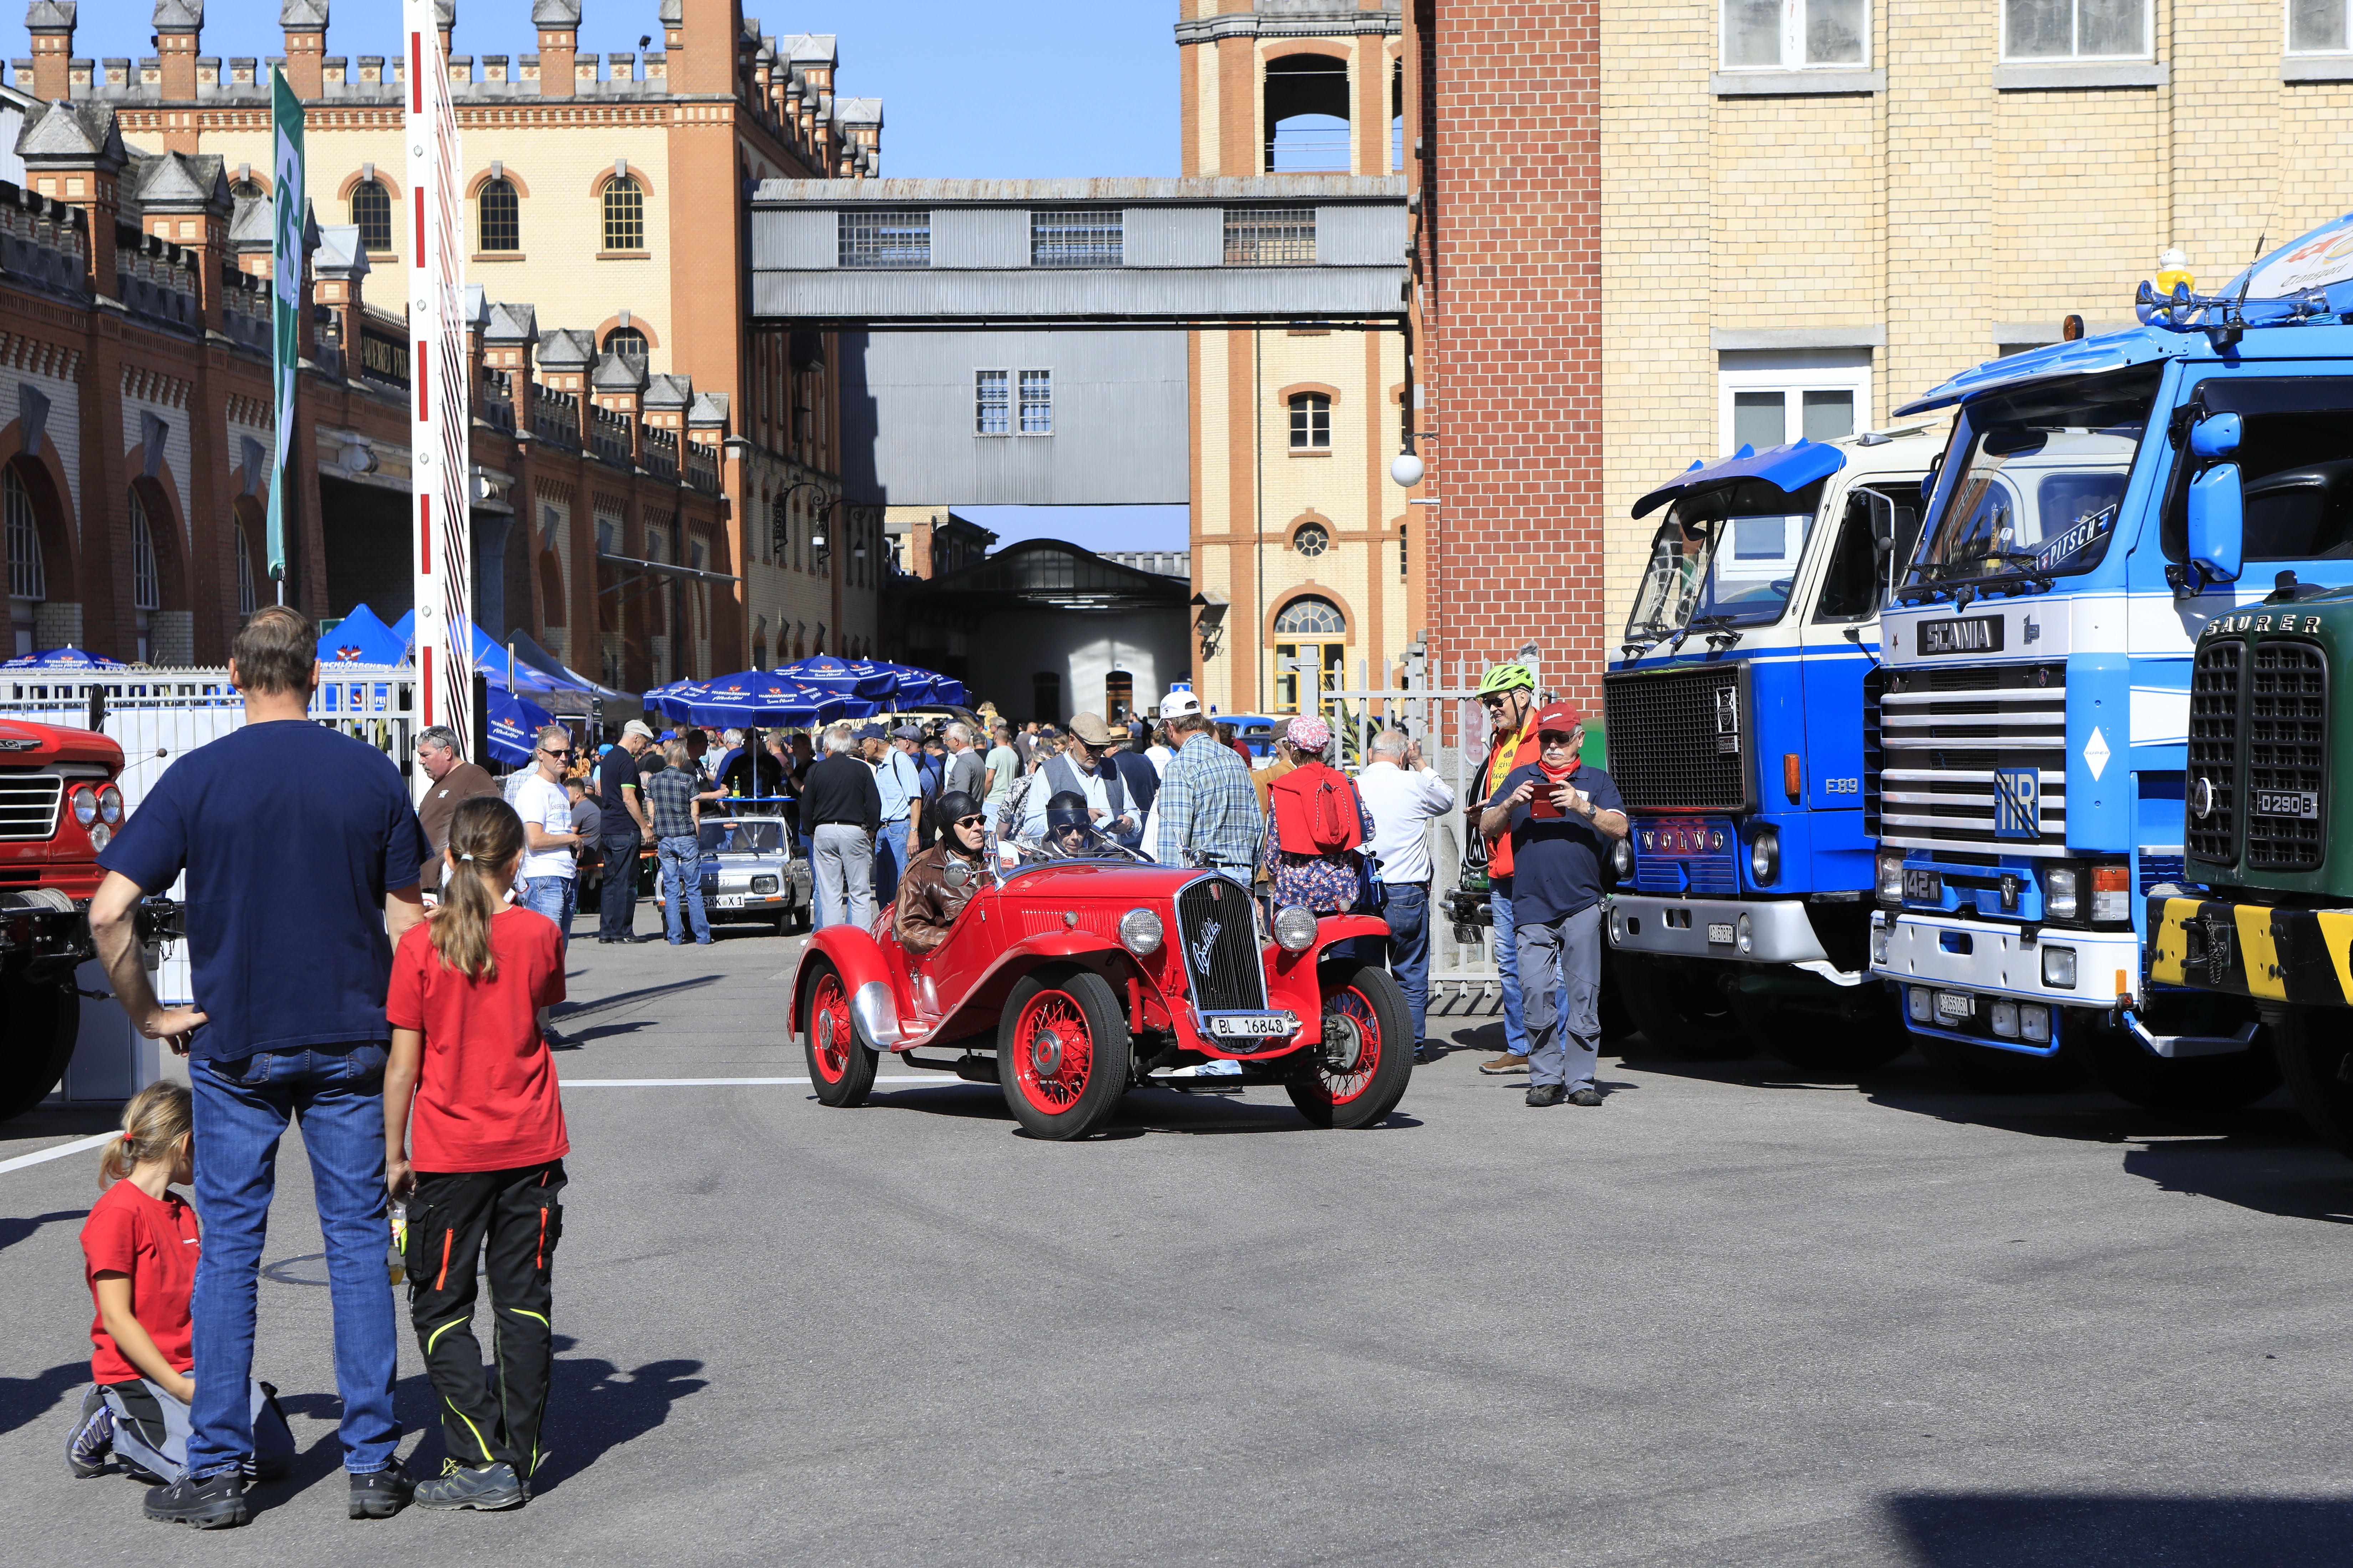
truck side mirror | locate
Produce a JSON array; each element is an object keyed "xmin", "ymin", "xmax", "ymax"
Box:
[
  {"xmin": 2187, "ymin": 463, "xmax": 2244, "ymax": 584},
  {"xmin": 2190, "ymin": 411, "xmax": 2242, "ymax": 459}
]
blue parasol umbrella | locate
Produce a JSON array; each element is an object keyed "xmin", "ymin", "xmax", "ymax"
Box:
[
  {"xmin": 777, "ymin": 654, "xmax": 896, "ymax": 700},
  {"xmin": 317, "ymin": 605, "xmax": 407, "ymax": 666},
  {"xmin": 868, "ymin": 662, "xmax": 937, "ymax": 704},
  {"xmin": 670, "ymin": 671, "xmax": 847, "ymax": 728},
  {"xmin": 485, "ymin": 686, "xmax": 557, "ymax": 768},
  {"xmin": 2, "ymin": 645, "xmax": 128, "ymax": 670},
  {"xmin": 929, "ymin": 676, "xmax": 969, "ymax": 707}
]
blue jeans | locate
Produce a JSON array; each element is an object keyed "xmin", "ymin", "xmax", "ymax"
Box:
[
  {"xmin": 518, "ymin": 872, "xmax": 576, "ymax": 951},
  {"xmin": 1378, "ymin": 882, "xmax": 1431, "ymax": 1044},
  {"xmin": 1490, "ymin": 876, "xmax": 1528, "ymax": 1055},
  {"xmin": 658, "ymin": 834, "xmax": 711, "ymax": 943},
  {"xmin": 872, "ymin": 818, "xmax": 911, "ymax": 905},
  {"xmin": 188, "ymin": 1043, "xmax": 398, "ymax": 1479}
]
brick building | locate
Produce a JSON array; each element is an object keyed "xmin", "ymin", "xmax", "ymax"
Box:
[{"xmin": 1, "ymin": 0, "xmax": 886, "ymax": 688}]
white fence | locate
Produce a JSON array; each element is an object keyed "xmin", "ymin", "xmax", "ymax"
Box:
[{"xmin": 2, "ymin": 666, "xmax": 417, "ymax": 1102}]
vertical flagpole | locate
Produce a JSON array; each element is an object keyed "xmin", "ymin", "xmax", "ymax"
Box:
[
  {"xmin": 405, "ymin": 1, "xmax": 473, "ymax": 769},
  {"xmin": 265, "ymin": 68, "xmax": 304, "ymax": 604}
]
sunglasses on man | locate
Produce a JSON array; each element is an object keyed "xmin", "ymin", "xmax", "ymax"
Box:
[
  {"xmin": 540, "ymin": 745, "xmax": 574, "ymax": 759},
  {"xmin": 953, "ymin": 814, "xmax": 987, "ymax": 829}
]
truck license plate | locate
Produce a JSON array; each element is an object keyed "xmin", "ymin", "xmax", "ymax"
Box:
[
  {"xmin": 2255, "ymin": 790, "xmax": 2320, "ymax": 819},
  {"xmin": 1905, "ymin": 868, "xmax": 1943, "ymax": 903},
  {"xmin": 1935, "ymin": 990, "xmax": 1974, "ymax": 1021},
  {"xmin": 716, "ymin": 894, "xmax": 745, "ymax": 909},
  {"xmin": 1706, "ymin": 922, "xmax": 1736, "ymax": 945},
  {"xmin": 1208, "ymin": 1013, "xmax": 1293, "ymax": 1038}
]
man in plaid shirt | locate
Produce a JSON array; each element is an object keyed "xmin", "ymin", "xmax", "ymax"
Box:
[
  {"xmin": 1153, "ymin": 692, "xmax": 1261, "ymax": 871},
  {"xmin": 643, "ymin": 741, "xmax": 710, "ymax": 944}
]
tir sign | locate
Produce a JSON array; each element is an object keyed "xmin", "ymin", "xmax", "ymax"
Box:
[{"xmin": 1993, "ymin": 767, "xmax": 2040, "ymax": 840}]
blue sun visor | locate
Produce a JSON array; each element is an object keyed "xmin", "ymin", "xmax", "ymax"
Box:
[{"xmin": 1630, "ymin": 437, "xmax": 1848, "ymax": 519}]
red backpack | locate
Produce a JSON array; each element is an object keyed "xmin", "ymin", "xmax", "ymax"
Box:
[{"xmin": 1269, "ymin": 763, "xmax": 1364, "ymax": 857}]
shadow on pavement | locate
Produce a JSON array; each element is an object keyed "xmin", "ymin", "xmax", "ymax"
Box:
[
  {"xmin": 858, "ymin": 1079, "xmax": 1412, "ymax": 1138},
  {"xmin": 530, "ymin": 1339, "xmax": 707, "ymax": 1495},
  {"xmin": 0, "ymin": 1208, "xmax": 87, "ymax": 1255},
  {"xmin": 1884, "ymin": 1491, "xmax": 2353, "ymax": 1567},
  {"xmin": 553, "ymin": 973, "xmax": 724, "ymax": 1024},
  {"xmin": 0, "ymin": 1359, "xmax": 84, "ymax": 1437}
]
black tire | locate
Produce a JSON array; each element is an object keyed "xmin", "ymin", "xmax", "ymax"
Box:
[
  {"xmin": 1613, "ymin": 952, "xmax": 1754, "ymax": 1060},
  {"xmin": 2275, "ymin": 1006, "xmax": 2353, "ymax": 1157},
  {"xmin": 997, "ymin": 966, "xmax": 1132, "ymax": 1140},
  {"xmin": 1729, "ymin": 987, "xmax": 1910, "ymax": 1076},
  {"xmin": 1286, "ymin": 959, "xmax": 1415, "ymax": 1129},
  {"xmin": 800, "ymin": 955, "xmax": 878, "ymax": 1107},
  {"xmin": 1916, "ymin": 1030, "xmax": 2085, "ymax": 1093},
  {"xmin": 2085, "ymin": 1014, "xmax": 2281, "ymax": 1114},
  {"xmin": 0, "ymin": 973, "xmax": 77, "ymax": 1124}
]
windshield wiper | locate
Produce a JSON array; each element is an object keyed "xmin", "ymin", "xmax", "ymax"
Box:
[
  {"xmin": 1619, "ymin": 619, "xmax": 1676, "ymax": 662},
  {"xmin": 1688, "ymin": 614, "xmax": 1746, "ymax": 650}
]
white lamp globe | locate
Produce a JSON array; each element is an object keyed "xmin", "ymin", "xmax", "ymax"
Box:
[{"xmin": 1390, "ymin": 451, "xmax": 1425, "ymax": 487}]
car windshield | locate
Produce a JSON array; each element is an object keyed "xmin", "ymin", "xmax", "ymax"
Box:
[
  {"xmin": 700, "ymin": 818, "xmax": 786, "ymax": 855},
  {"xmin": 1623, "ymin": 477, "xmax": 1825, "ymax": 643},
  {"xmin": 1908, "ymin": 366, "xmax": 2161, "ymax": 592}
]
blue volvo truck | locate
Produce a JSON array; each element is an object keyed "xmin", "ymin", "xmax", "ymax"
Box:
[
  {"xmin": 1602, "ymin": 428, "xmax": 1939, "ymax": 1071},
  {"xmin": 1866, "ymin": 218, "xmax": 2353, "ymax": 1104}
]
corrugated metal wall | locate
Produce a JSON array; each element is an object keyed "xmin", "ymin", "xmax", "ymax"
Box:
[
  {"xmin": 840, "ymin": 330, "xmax": 1189, "ymax": 505},
  {"xmin": 754, "ymin": 208, "xmax": 837, "ymax": 269},
  {"xmin": 1124, "ymin": 206, "xmax": 1223, "ymax": 268},
  {"xmin": 754, "ymin": 267, "xmax": 1405, "ymax": 320},
  {"xmin": 934, "ymin": 208, "xmax": 1028, "ymax": 268},
  {"xmin": 1315, "ymin": 203, "xmax": 1409, "ymax": 266}
]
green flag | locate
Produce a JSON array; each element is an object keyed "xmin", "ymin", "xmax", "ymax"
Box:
[{"xmin": 265, "ymin": 67, "xmax": 304, "ymax": 593}]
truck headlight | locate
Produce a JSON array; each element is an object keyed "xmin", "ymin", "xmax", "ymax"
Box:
[
  {"xmin": 1120, "ymin": 906, "xmax": 1164, "ymax": 956},
  {"xmin": 87, "ymin": 822, "xmax": 110, "ymax": 853},
  {"xmin": 1906, "ymin": 986, "xmax": 1931, "ymax": 1023},
  {"xmin": 1870, "ymin": 916, "xmax": 1891, "ymax": 966},
  {"xmin": 1273, "ymin": 905, "xmax": 1317, "ymax": 953},
  {"xmin": 1736, "ymin": 912, "xmax": 1753, "ymax": 954},
  {"xmin": 98, "ymin": 783, "xmax": 123, "ymax": 824},
  {"xmin": 1991, "ymin": 1000, "xmax": 2019, "ymax": 1038},
  {"xmin": 1610, "ymin": 836, "xmax": 1632, "ymax": 879},
  {"xmin": 2044, "ymin": 866, "xmax": 2078, "ymax": 923},
  {"xmin": 1750, "ymin": 826, "xmax": 1779, "ymax": 886},
  {"xmin": 70, "ymin": 786, "xmax": 97, "ymax": 827},
  {"xmin": 1877, "ymin": 849, "xmax": 1905, "ymax": 905},
  {"xmin": 2020, "ymin": 1004, "xmax": 2051, "ymax": 1043},
  {"xmin": 2042, "ymin": 946, "xmax": 2077, "ymax": 988}
]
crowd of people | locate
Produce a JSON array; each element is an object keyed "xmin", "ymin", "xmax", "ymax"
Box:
[{"xmin": 55, "ymin": 604, "xmax": 1621, "ymax": 1530}]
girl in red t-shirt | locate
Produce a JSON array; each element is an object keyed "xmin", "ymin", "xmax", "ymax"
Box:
[{"xmin": 385, "ymin": 795, "xmax": 569, "ymax": 1513}]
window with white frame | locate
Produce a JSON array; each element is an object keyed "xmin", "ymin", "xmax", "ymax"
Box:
[
  {"xmin": 2003, "ymin": 0, "xmax": 2149, "ymax": 58},
  {"xmin": 976, "ymin": 370, "xmax": 1010, "ymax": 435},
  {"xmin": 1722, "ymin": 0, "xmax": 1867, "ymax": 68},
  {"xmin": 2290, "ymin": 0, "xmax": 2353, "ymax": 52},
  {"xmin": 1717, "ymin": 351, "xmax": 1870, "ymax": 455},
  {"xmin": 1019, "ymin": 370, "xmax": 1052, "ymax": 435}
]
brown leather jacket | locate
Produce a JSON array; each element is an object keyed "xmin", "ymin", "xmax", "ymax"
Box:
[{"xmin": 894, "ymin": 840, "xmax": 986, "ymax": 957}]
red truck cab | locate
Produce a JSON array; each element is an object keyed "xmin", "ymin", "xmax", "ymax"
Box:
[{"xmin": 0, "ymin": 717, "xmax": 129, "ymax": 1120}]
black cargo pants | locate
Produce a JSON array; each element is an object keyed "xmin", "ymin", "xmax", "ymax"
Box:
[{"xmin": 402, "ymin": 1160, "xmax": 565, "ymax": 1476}]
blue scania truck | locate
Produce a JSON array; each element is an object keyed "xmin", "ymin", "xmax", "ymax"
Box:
[
  {"xmin": 1866, "ymin": 217, "xmax": 2353, "ymax": 1104},
  {"xmin": 1602, "ymin": 427, "xmax": 1940, "ymax": 1071}
]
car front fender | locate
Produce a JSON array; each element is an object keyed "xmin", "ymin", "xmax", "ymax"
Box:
[
  {"xmin": 793, "ymin": 924, "xmax": 905, "ymax": 1048},
  {"xmin": 1265, "ymin": 914, "xmax": 1391, "ymax": 1042}
]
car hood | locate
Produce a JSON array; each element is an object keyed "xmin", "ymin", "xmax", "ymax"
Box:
[{"xmin": 996, "ymin": 861, "xmax": 1211, "ymax": 902}]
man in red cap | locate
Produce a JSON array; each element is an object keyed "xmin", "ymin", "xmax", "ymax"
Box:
[{"xmin": 1478, "ymin": 701, "xmax": 1628, "ymax": 1107}]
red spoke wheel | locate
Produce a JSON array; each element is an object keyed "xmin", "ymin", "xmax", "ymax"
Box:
[
  {"xmin": 996, "ymin": 967, "xmax": 1131, "ymax": 1140},
  {"xmin": 1286, "ymin": 958, "xmax": 1413, "ymax": 1130},
  {"xmin": 801, "ymin": 956, "xmax": 877, "ymax": 1107}
]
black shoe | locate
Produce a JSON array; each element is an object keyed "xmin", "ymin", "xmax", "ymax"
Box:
[
  {"xmin": 348, "ymin": 1457, "xmax": 414, "ymax": 1519},
  {"xmin": 1525, "ymin": 1083, "xmax": 1567, "ymax": 1108},
  {"xmin": 145, "ymin": 1469, "xmax": 248, "ymax": 1529},
  {"xmin": 1414, "ymin": 1044, "xmax": 1446, "ymax": 1065},
  {"xmin": 1568, "ymin": 1086, "xmax": 1605, "ymax": 1107},
  {"xmin": 413, "ymin": 1459, "xmax": 525, "ymax": 1512}
]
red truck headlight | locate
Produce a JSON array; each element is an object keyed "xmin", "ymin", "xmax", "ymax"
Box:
[
  {"xmin": 70, "ymin": 785, "xmax": 98, "ymax": 827},
  {"xmin": 99, "ymin": 783, "xmax": 123, "ymax": 824}
]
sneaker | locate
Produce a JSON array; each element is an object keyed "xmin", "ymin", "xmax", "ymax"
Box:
[
  {"xmin": 414, "ymin": 1458, "xmax": 525, "ymax": 1512},
  {"xmin": 65, "ymin": 1387, "xmax": 113, "ymax": 1478},
  {"xmin": 1525, "ymin": 1083, "xmax": 1567, "ymax": 1108},
  {"xmin": 540, "ymin": 1024, "xmax": 569, "ymax": 1050},
  {"xmin": 1568, "ymin": 1086, "xmax": 1605, "ymax": 1107},
  {"xmin": 348, "ymin": 1457, "xmax": 415, "ymax": 1519},
  {"xmin": 1480, "ymin": 1052, "xmax": 1529, "ymax": 1076},
  {"xmin": 144, "ymin": 1469, "xmax": 249, "ymax": 1529}
]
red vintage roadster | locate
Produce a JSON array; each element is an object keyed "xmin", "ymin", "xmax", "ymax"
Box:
[{"xmin": 789, "ymin": 846, "xmax": 1415, "ymax": 1140}]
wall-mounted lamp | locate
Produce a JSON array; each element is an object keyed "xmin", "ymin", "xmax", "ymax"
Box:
[{"xmin": 1191, "ymin": 589, "xmax": 1229, "ymax": 661}]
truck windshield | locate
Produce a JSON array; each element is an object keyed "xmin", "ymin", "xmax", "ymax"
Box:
[
  {"xmin": 1623, "ymin": 477, "xmax": 1825, "ymax": 644},
  {"xmin": 1908, "ymin": 366, "xmax": 2161, "ymax": 593}
]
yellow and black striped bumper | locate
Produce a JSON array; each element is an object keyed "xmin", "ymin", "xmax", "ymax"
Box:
[{"xmin": 2148, "ymin": 895, "xmax": 2353, "ymax": 1007}]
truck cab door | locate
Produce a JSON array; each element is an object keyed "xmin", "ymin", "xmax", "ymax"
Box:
[{"xmin": 1798, "ymin": 479, "xmax": 1923, "ymax": 875}]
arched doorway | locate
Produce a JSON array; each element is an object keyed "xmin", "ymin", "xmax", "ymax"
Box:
[
  {"xmin": 126, "ymin": 479, "xmax": 191, "ymax": 666},
  {"xmin": 1271, "ymin": 594, "xmax": 1348, "ymax": 716}
]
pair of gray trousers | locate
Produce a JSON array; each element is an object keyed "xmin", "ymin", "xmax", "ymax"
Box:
[
  {"xmin": 812, "ymin": 824, "xmax": 876, "ymax": 931},
  {"xmin": 1516, "ymin": 902, "xmax": 1603, "ymax": 1090}
]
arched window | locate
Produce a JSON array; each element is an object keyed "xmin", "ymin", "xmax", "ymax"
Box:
[
  {"xmin": 350, "ymin": 178, "xmax": 391, "ymax": 252},
  {"xmin": 601, "ymin": 175, "xmax": 644, "ymax": 251},
  {"xmin": 1264, "ymin": 53, "xmax": 1350, "ymax": 173},
  {"xmin": 5, "ymin": 466, "xmax": 45, "ymax": 657},
  {"xmin": 234, "ymin": 523, "xmax": 255, "ymax": 617},
  {"xmin": 1274, "ymin": 595, "xmax": 1346, "ymax": 636},
  {"xmin": 539, "ymin": 548, "xmax": 566, "ymax": 626},
  {"xmin": 1293, "ymin": 520, "xmax": 1330, "ymax": 558},
  {"xmin": 1271, "ymin": 594, "xmax": 1347, "ymax": 716},
  {"xmin": 229, "ymin": 178, "xmax": 264, "ymax": 201},
  {"xmin": 478, "ymin": 177, "xmax": 520, "ymax": 253},
  {"xmin": 1289, "ymin": 392, "xmax": 1331, "ymax": 450},
  {"xmin": 129, "ymin": 491, "xmax": 159, "ymax": 613},
  {"xmin": 604, "ymin": 326, "xmax": 648, "ymax": 367}
]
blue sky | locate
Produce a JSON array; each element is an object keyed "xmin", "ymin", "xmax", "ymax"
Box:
[{"xmin": 40, "ymin": 0, "xmax": 1191, "ymax": 551}]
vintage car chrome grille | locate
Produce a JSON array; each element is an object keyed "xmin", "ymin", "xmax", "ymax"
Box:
[
  {"xmin": 0, "ymin": 774, "xmax": 62, "ymax": 841},
  {"xmin": 2186, "ymin": 637, "xmax": 2241, "ymax": 868},
  {"xmin": 1603, "ymin": 663, "xmax": 1747, "ymax": 812},
  {"xmin": 1875, "ymin": 663, "xmax": 2067, "ymax": 856},
  {"xmin": 2245, "ymin": 638, "xmax": 2326, "ymax": 872},
  {"xmin": 1175, "ymin": 876, "xmax": 1266, "ymax": 1012}
]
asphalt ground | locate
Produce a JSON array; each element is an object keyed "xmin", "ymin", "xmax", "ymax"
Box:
[{"xmin": 4, "ymin": 902, "xmax": 2352, "ymax": 1567}]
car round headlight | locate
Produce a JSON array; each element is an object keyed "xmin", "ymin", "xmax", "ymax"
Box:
[
  {"xmin": 70, "ymin": 786, "xmax": 98, "ymax": 828},
  {"xmin": 88, "ymin": 822, "xmax": 111, "ymax": 853},
  {"xmin": 1749, "ymin": 826, "xmax": 1779, "ymax": 885},
  {"xmin": 1273, "ymin": 905, "xmax": 1317, "ymax": 953},
  {"xmin": 98, "ymin": 783, "xmax": 124, "ymax": 825},
  {"xmin": 1119, "ymin": 906, "xmax": 1164, "ymax": 955}
]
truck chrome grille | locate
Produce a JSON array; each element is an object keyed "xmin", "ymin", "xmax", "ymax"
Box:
[
  {"xmin": 2245, "ymin": 639, "xmax": 2326, "ymax": 872},
  {"xmin": 1603, "ymin": 663, "xmax": 1748, "ymax": 812},
  {"xmin": 0, "ymin": 774, "xmax": 62, "ymax": 841},
  {"xmin": 2186, "ymin": 638, "xmax": 2241, "ymax": 867},
  {"xmin": 1873, "ymin": 665, "xmax": 2068, "ymax": 856},
  {"xmin": 1175, "ymin": 876, "xmax": 1266, "ymax": 1012}
]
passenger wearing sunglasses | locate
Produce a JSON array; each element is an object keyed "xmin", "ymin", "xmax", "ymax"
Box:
[{"xmin": 894, "ymin": 790, "xmax": 990, "ymax": 959}]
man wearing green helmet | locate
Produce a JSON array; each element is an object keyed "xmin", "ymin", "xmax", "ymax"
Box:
[{"xmin": 1469, "ymin": 661, "xmax": 1546, "ymax": 1075}]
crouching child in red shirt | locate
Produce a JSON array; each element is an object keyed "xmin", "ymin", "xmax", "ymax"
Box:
[
  {"xmin": 69, "ymin": 1082, "xmax": 294, "ymax": 1516},
  {"xmin": 385, "ymin": 796, "xmax": 570, "ymax": 1512}
]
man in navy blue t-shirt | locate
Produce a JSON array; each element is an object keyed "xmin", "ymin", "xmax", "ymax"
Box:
[
  {"xmin": 595, "ymin": 720, "xmax": 657, "ymax": 941},
  {"xmin": 1479, "ymin": 701, "xmax": 1630, "ymax": 1108},
  {"xmin": 87, "ymin": 605, "xmax": 430, "ymax": 1525}
]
